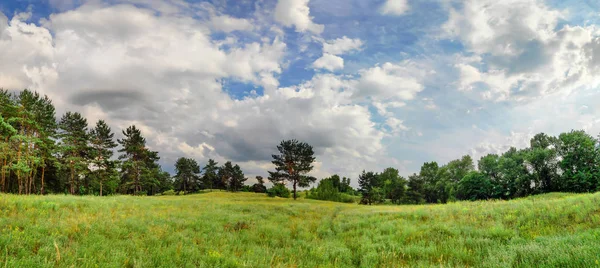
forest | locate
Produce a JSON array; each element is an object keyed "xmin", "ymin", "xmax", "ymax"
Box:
[{"xmin": 1, "ymin": 89, "xmax": 599, "ymax": 204}]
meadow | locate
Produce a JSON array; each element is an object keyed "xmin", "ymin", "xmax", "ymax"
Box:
[{"xmin": 1, "ymin": 191, "xmax": 599, "ymax": 267}]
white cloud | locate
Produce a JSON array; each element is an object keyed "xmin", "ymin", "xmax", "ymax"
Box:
[
  {"xmin": 0, "ymin": 3, "xmax": 401, "ymax": 181},
  {"xmin": 209, "ymin": 14, "xmax": 254, "ymax": 32},
  {"xmin": 274, "ymin": 0, "xmax": 324, "ymax": 34},
  {"xmin": 312, "ymin": 53, "xmax": 344, "ymax": 71},
  {"xmin": 323, "ymin": 36, "xmax": 363, "ymax": 55},
  {"xmin": 380, "ymin": 0, "xmax": 410, "ymax": 16},
  {"xmin": 386, "ymin": 117, "xmax": 409, "ymax": 133},
  {"xmin": 446, "ymin": 0, "xmax": 600, "ymax": 102},
  {"xmin": 354, "ymin": 61, "xmax": 425, "ymax": 102}
]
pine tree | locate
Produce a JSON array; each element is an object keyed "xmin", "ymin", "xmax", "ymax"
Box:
[
  {"xmin": 218, "ymin": 161, "xmax": 234, "ymax": 191},
  {"xmin": 174, "ymin": 157, "xmax": 201, "ymax": 194},
  {"xmin": 89, "ymin": 120, "xmax": 118, "ymax": 196},
  {"xmin": 118, "ymin": 125, "xmax": 159, "ymax": 195},
  {"xmin": 229, "ymin": 164, "xmax": 246, "ymax": 192},
  {"xmin": 268, "ymin": 139, "xmax": 316, "ymax": 200},
  {"xmin": 202, "ymin": 159, "xmax": 219, "ymax": 190},
  {"xmin": 58, "ymin": 112, "xmax": 91, "ymax": 195}
]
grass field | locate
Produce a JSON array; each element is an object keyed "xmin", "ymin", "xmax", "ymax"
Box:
[{"xmin": 1, "ymin": 192, "xmax": 600, "ymax": 267}]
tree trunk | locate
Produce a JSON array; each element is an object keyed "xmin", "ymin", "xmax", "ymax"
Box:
[
  {"xmin": 40, "ymin": 167, "xmax": 45, "ymax": 195},
  {"xmin": 70, "ymin": 162, "xmax": 75, "ymax": 195},
  {"xmin": 100, "ymin": 182, "xmax": 103, "ymax": 197},
  {"xmin": 293, "ymin": 181, "xmax": 297, "ymax": 200}
]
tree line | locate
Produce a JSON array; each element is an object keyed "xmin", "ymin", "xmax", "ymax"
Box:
[
  {"xmin": 0, "ymin": 89, "xmax": 170, "ymax": 195},
  {"xmin": 353, "ymin": 131, "xmax": 600, "ymax": 204},
  {"xmin": 3, "ymin": 89, "xmax": 599, "ymax": 203}
]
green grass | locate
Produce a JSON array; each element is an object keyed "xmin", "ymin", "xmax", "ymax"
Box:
[{"xmin": 1, "ymin": 192, "xmax": 600, "ymax": 267}]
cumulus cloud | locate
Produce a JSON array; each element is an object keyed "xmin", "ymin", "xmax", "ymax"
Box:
[
  {"xmin": 380, "ymin": 0, "xmax": 410, "ymax": 16},
  {"xmin": 274, "ymin": 0, "xmax": 324, "ymax": 34},
  {"xmin": 354, "ymin": 61, "xmax": 425, "ymax": 102},
  {"xmin": 209, "ymin": 14, "xmax": 254, "ymax": 32},
  {"xmin": 312, "ymin": 53, "xmax": 344, "ymax": 71},
  {"xmin": 0, "ymin": 2, "xmax": 401, "ymax": 181},
  {"xmin": 445, "ymin": 0, "xmax": 600, "ymax": 102},
  {"xmin": 323, "ymin": 36, "xmax": 363, "ymax": 55}
]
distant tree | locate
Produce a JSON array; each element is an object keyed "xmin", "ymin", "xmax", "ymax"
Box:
[
  {"xmin": 456, "ymin": 171, "xmax": 493, "ymax": 201},
  {"xmin": 251, "ymin": 176, "xmax": 267, "ymax": 193},
  {"xmin": 556, "ymin": 130, "xmax": 599, "ymax": 192},
  {"xmin": 405, "ymin": 173, "xmax": 425, "ymax": 204},
  {"xmin": 202, "ymin": 159, "xmax": 219, "ymax": 190},
  {"xmin": 499, "ymin": 147, "xmax": 530, "ymax": 198},
  {"xmin": 340, "ymin": 176, "xmax": 353, "ymax": 193},
  {"xmin": 118, "ymin": 125, "xmax": 160, "ymax": 195},
  {"xmin": 379, "ymin": 168, "xmax": 407, "ymax": 203},
  {"xmin": 230, "ymin": 164, "xmax": 246, "ymax": 192},
  {"xmin": 58, "ymin": 112, "xmax": 91, "ymax": 195},
  {"xmin": 174, "ymin": 157, "xmax": 201, "ymax": 194},
  {"xmin": 420, "ymin": 162, "xmax": 440, "ymax": 203},
  {"xmin": 156, "ymin": 171, "xmax": 173, "ymax": 193},
  {"xmin": 526, "ymin": 133, "xmax": 559, "ymax": 193},
  {"xmin": 267, "ymin": 183, "xmax": 290, "ymax": 198},
  {"xmin": 307, "ymin": 176, "xmax": 342, "ymax": 202},
  {"xmin": 358, "ymin": 171, "xmax": 383, "ymax": 205},
  {"xmin": 89, "ymin": 120, "xmax": 118, "ymax": 196},
  {"xmin": 478, "ymin": 154, "xmax": 502, "ymax": 198},
  {"xmin": 268, "ymin": 139, "xmax": 316, "ymax": 200}
]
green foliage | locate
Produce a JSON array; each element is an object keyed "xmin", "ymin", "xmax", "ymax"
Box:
[
  {"xmin": 173, "ymin": 157, "xmax": 201, "ymax": 193},
  {"xmin": 266, "ymin": 183, "xmax": 290, "ymax": 198},
  {"xmin": 269, "ymin": 139, "xmax": 316, "ymax": 199},
  {"xmin": 251, "ymin": 176, "xmax": 267, "ymax": 193},
  {"xmin": 201, "ymin": 159, "xmax": 220, "ymax": 190},
  {"xmin": 118, "ymin": 125, "xmax": 161, "ymax": 195},
  {"xmin": 455, "ymin": 171, "xmax": 493, "ymax": 201},
  {"xmin": 358, "ymin": 171, "xmax": 384, "ymax": 205},
  {"xmin": 556, "ymin": 130, "xmax": 599, "ymax": 192},
  {"xmin": 162, "ymin": 189, "xmax": 176, "ymax": 195},
  {"xmin": 218, "ymin": 161, "xmax": 246, "ymax": 192}
]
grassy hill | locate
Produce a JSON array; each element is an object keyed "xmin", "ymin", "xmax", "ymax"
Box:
[{"xmin": 1, "ymin": 192, "xmax": 599, "ymax": 267}]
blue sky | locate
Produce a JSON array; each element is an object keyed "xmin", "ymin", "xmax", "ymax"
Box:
[{"xmin": 1, "ymin": 0, "xmax": 600, "ymax": 183}]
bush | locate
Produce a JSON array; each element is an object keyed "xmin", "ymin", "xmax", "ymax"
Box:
[
  {"xmin": 162, "ymin": 190, "xmax": 176, "ymax": 195},
  {"xmin": 267, "ymin": 183, "xmax": 290, "ymax": 198},
  {"xmin": 251, "ymin": 183, "xmax": 267, "ymax": 193},
  {"xmin": 307, "ymin": 179, "xmax": 360, "ymax": 203}
]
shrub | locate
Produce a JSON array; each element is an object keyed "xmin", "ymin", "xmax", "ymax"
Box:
[
  {"xmin": 251, "ymin": 183, "xmax": 267, "ymax": 193},
  {"xmin": 267, "ymin": 183, "xmax": 290, "ymax": 198},
  {"xmin": 162, "ymin": 190, "xmax": 176, "ymax": 195}
]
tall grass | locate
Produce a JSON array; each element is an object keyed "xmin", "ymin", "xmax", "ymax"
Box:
[{"xmin": 1, "ymin": 192, "xmax": 599, "ymax": 267}]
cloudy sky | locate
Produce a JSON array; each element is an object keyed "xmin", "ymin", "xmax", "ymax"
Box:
[{"xmin": 2, "ymin": 0, "xmax": 600, "ymax": 183}]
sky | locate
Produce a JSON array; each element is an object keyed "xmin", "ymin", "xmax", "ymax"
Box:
[{"xmin": 1, "ymin": 0, "xmax": 600, "ymax": 185}]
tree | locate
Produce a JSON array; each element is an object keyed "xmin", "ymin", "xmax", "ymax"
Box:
[
  {"xmin": 380, "ymin": 168, "xmax": 407, "ymax": 204},
  {"xmin": 118, "ymin": 125, "xmax": 160, "ymax": 195},
  {"xmin": 268, "ymin": 139, "xmax": 316, "ymax": 200},
  {"xmin": 251, "ymin": 176, "xmax": 267, "ymax": 193},
  {"xmin": 358, "ymin": 171, "xmax": 383, "ymax": 205},
  {"xmin": 456, "ymin": 171, "xmax": 492, "ymax": 201},
  {"xmin": 58, "ymin": 112, "xmax": 91, "ymax": 195},
  {"xmin": 479, "ymin": 154, "xmax": 502, "ymax": 198},
  {"xmin": 556, "ymin": 130, "xmax": 599, "ymax": 192},
  {"xmin": 526, "ymin": 133, "xmax": 559, "ymax": 193},
  {"xmin": 267, "ymin": 183, "xmax": 290, "ymax": 198},
  {"xmin": 405, "ymin": 173, "xmax": 425, "ymax": 204},
  {"xmin": 174, "ymin": 157, "xmax": 201, "ymax": 194},
  {"xmin": 89, "ymin": 120, "xmax": 118, "ymax": 196},
  {"xmin": 420, "ymin": 162, "xmax": 440, "ymax": 203},
  {"xmin": 498, "ymin": 147, "xmax": 530, "ymax": 198},
  {"xmin": 340, "ymin": 176, "xmax": 353, "ymax": 193},
  {"xmin": 202, "ymin": 159, "xmax": 219, "ymax": 190},
  {"xmin": 229, "ymin": 164, "xmax": 246, "ymax": 192}
]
